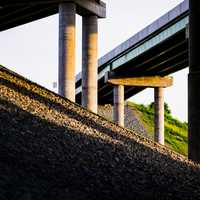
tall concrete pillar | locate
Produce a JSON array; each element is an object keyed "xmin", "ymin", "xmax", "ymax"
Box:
[
  {"xmin": 188, "ymin": 0, "xmax": 200, "ymax": 162},
  {"xmin": 58, "ymin": 3, "xmax": 76, "ymax": 102},
  {"xmin": 154, "ymin": 87, "xmax": 164, "ymax": 145},
  {"xmin": 82, "ymin": 16, "xmax": 98, "ymax": 113},
  {"xmin": 113, "ymin": 85, "xmax": 124, "ymax": 127}
]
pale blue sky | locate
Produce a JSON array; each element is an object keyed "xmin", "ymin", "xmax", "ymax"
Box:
[{"xmin": 0, "ymin": 0, "xmax": 187, "ymax": 121}]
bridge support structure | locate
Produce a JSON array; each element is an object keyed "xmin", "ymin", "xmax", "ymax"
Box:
[
  {"xmin": 82, "ymin": 16, "xmax": 98, "ymax": 113},
  {"xmin": 106, "ymin": 75, "xmax": 173, "ymax": 145},
  {"xmin": 58, "ymin": 0, "xmax": 106, "ymax": 113},
  {"xmin": 59, "ymin": 3, "xmax": 76, "ymax": 102},
  {"xmin": 188, "ymin": 0, "xmax": 200, "ymax": 162},
  {"xmin": 113, "ymin": 85, "xmax": 124, "ymax": 127},
  {"xmin": 154, "ymin": 87, "xmax": 164, "ymax": 145}
]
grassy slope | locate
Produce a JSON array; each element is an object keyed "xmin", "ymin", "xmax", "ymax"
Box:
[{"xmin": 127, "ymin": 101, "xmax": 188, "ymax": 156}]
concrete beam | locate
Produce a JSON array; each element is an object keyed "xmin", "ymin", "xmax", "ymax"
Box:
[
  {"xmin": 113, "ymin": 85, "xmax": 124, "ymax": 127},
  {"xmin": 0, "ymin": 0, "xmax": 106, "ymax": 32},
  {"xmin": 154, "ymin": 87, "xmax": 165, "ymax": 145},
  {"xmin": 106, "ymin": 76, "xmax": 173, "ymax": 88},
  {"xmin": 82, "ymin": 15, "xmax": 98, "ymax": 113},
  {"xmin": 58, "ymin": 3, "xmax": 76, "ymax": 102},
  {"xmin": 98, "ymin": 0, "xmax": 188, "ymax": 67},
  {"xmin": 2, "ymin": 0, "xmax": 106, "ymax": 18},
  {"xmin": 64, "ymin": 0, "xmax": 106, "ymax": 18}
]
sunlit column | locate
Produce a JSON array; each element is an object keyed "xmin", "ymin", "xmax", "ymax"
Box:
[
  {"xmin": 82, "ymin": 16, "xmax": 98, "ymax": 113},
  {"xmin": 154, "ymin": 87, "xmax": 164, "ymax": 145},
  {"xmin": 58, "ymin": 3, "xmax": 76, "ymax": 102}
]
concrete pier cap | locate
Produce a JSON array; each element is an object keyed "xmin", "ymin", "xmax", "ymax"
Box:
[
  {"xmin": 105, "ymin": 72, "xmax": 173, "ymax": 141},
  {"xmin": 58, "ymin": 0, "xmax": 106, "ymax": 18},
  {"xmin": 68, "ymin": 0, "xmax": 106, "ymax": 18}
]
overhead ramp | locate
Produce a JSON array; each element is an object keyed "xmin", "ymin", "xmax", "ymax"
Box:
[{"xmin": 76, "ymin": 0, "xmax": 189, "ymax": 104}]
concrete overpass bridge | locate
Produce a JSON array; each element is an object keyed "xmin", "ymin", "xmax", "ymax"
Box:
[
  {"xmin": 76, "ymin": 0, "xmax": 189, "ymax": 104},
  {"xmin": 1, "ymin": 0, "xmax": 200, "ymax": 162},
  {"xmin": 75, "ymin": 0, "xmax": 189, "ymax": 147}
]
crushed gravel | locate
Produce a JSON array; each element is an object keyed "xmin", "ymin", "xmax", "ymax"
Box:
[{"xmin": 0, "ymin": 65, "xmax": 200, "ymax": 200}]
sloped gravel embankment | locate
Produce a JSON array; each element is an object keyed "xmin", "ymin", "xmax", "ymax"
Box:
[{"xmin": 0, "ymin": 65, "xmax": 200, "ymax": 199}]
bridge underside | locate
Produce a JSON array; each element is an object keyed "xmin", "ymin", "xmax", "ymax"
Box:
[
  {"xmin": 0, "ymin": 0, "xmax": 105, "ymax": 31},
  {"xmin": 76, "ymin": 28, "xmax": 188, "ymax": 105}
]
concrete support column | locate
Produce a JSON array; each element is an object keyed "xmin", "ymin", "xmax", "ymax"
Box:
[
  {"xmin": 113, "ymin": 85, "xmax": 124, "ymax": 127},
  {"xmin": 82, "ymin": 16, "xmax": 98, "ymax": 113},
  {"xmin": 154, "ymin": 87, "xmax": 164, "ymax": 145},
  {"xmin": 58, "ymin": 3, "xmax": 76, "ymax": 102},
  {"xmin": 188, "ymin": 0, "xmax": 200, "ymax": 162}
]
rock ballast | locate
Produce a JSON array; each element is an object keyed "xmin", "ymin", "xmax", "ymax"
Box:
[{"xmin": 0, "ymin": 65, "xmax": 200, "ymax": 199}]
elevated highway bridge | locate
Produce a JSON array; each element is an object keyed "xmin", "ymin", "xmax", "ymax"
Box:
[
  {"xmin": 76, "ymin": 0, "xmax": 189, "ymax": 104},
  {"xmin": 2, "ymin": 0, "xmax": 200, "ymax": 162}
]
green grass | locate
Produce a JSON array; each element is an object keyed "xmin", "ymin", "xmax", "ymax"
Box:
[{"xmin": 127, "ymin": 101, "xmax": 188, "ymax": 156}]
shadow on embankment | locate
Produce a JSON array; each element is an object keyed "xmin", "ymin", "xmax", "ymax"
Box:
[{"xmin": 0, "ymin": 67, "xmax": 200, "ymax": 200}]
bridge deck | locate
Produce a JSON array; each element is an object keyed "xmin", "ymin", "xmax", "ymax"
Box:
[{"xmin": 0, "ymin": 0, "xmax": 106, "ymax": 31}]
